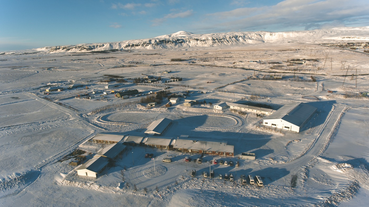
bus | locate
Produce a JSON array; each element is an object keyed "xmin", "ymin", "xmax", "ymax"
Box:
[{"xmin": 255, "ymin": 175, "xmax": 263, "ymax": 187}]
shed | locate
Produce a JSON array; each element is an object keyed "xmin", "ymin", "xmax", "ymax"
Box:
[
  {"xmin": 76, "ymin": 155, "xmax": 109, "ymax": 178},
  {"xmin": 145, "ymin": 118, "xmax": 171, "ymax": 135},
  {"xmin": 92, "ymin": 133, "xmax": 125, "ymax": 144},
  {"xmin": 262, "ymin": 103, "xmax": 316, "ymax": 133},
  {"xmin": 213, "ymin": 102, "xmax": 229, "ymax": 110},
  {"xmin": 142, "ymin": 137, "xmax": 173, "ymax": 149},
  {"xmin": 123, "ymin": 136, "xmax": 144, "ymax": 146},
  {"xmin": 98, "ymin": 143, "xmax": 126, "ymax": 159},
  {"xmin": 169, "ymin": 97, "xmax": 179, "ymax": 104},
  {"xmin": 172, "ymin": 139, "xmax": 234, "ymax": 157}
]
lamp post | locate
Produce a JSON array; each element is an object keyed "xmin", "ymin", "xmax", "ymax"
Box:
[{"xmin": 132, "ymin": 151, "xmax": 134, "ymax": 166}]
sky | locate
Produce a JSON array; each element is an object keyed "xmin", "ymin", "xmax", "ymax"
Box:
[{"xmin": 1, "ymin": 0, "xmax": 369, "ymax": 51}]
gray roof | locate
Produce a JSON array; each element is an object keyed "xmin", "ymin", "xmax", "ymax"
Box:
[
  {"xmin": 98, "ymin": 143, "xmax": 126, "ymax": 159},
  {"xmin": 173, "ymin": 139, "xmax": 234, "ymax": 154},
  {"xmin": 264, "ymin": 103, "xmax": 316, "ymax": 127},
  {"xmin": 145, "ymin": 118, "xmax": 171, "ymax": 135},
  {"xmin": 77, "ymin": 155, "xmax": 108, "ymax": 173},
  {"xmin": 124, "ymin": 136, "xmax": 144, "ymax": 144},
  {"xmin": 92, "ymin": 133, "xmax": 124, "ymax": 142},
  {"xmin": 226, "ymin": 102, "xmax": 274, "ymax": 113},
  {"xmin": 143, "ymin": 137, "xmax": 173, "ymax": 146}
]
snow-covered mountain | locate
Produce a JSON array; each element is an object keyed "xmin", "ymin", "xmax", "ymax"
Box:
[{"xmin": 40, "ymin": 27, "xmax": 369, "ymax": 53}]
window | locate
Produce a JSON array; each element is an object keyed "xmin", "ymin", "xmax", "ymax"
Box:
[
  {"xmin": 284, "ymin": 126, "xmax": 290, "ymax": 129},
  {"xmin": 271, "ymin": 124, "xmax": 276, "ymax": 127},
  {"xmin": 264, "ymin": 122, "xmax": 268, "ymax": 125}
]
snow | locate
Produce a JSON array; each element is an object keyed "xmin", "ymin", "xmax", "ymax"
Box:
[{"xmin": 0, "ymin": 27, "xmax": 369, "ymax": 206}]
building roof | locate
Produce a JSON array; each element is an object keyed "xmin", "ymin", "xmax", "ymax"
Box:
[
  {"xmin": 77, "ymin": 155, "xmax": 108, "ymax": 173},
  {"xmin": 215, "ymin": 102, "xmax": 228, "ymax": 107},
  {"xmin": 143, "ymin": 137, "xmax": 173, "ymax": 146},
  {"xmin": 226, "ymin": 102, "xmax": 274, "ymax": 113},
  {"xmin": 98, "ymin": 143, "xmax": 126, "ymax": 159},
  {"xmin": 145, "ymin": 118, "xmax": 171, "ymax": 135},
  {"xmin": 92, "ymin": 133, "xmax": 125, "ymax": 142},
  {"xmin": 264, "ymin": 103, "xmax": 316, "ymax": 127},
  {"xmin": 172, "ymin": 139, "xmax": 234, "ymax": 154},
  {"xmin": 124, "ymin": 136, "xmax": 144, "ymax": 144}
]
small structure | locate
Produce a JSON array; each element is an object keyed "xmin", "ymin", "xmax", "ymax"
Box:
[
  {"xmin": 76, "ymin": 155, "xmax": 109, "ymax": 178},
  {"xmin": 92, "ymin": 133, "xmax": 125, "ymax": 144},
  {"xmin": 227, "ymin": 102, "xmax": 274, "ymax": 115},
  {"xmin": 239, "ymin": 152, "xmax": 256, "ymax": 160},
  {"xmin": 147, "ymin": 102, "xmax": 156, "ymax": 107},
  {"xmin": 123, "ymin": 136, "xmax": 144, "ymax": 146},
  {"xmin": 213, "ymin": 102, "xmax": 229, "ymax": 111},
  {"xmin": 142, "ymin": 137, "xmax": 173, "ymax": 149},
  {"xmin": 145, "ymin": 118, "xmax": 172, "ymax": 135},
  {"xmin": 172, "ymin": 139, "xmax": 234, "ymax": 157},
  {"xmin": 45, "ymin": 86, "xmax": 60, "ymax": 92},
  {"xmin": 262, "ymin": 103, "xmax": 316, "ymax": 133},
  {"xmin": 98, "ymin": 143, "xmax": 126, "ymax": 159},
  {"xmin": 169, "ymin": 97, "xmax": 179, "ymax": 104},
  {"xmin": 183, "ymin": 100, "xmax": 195, "ymax": 107}
]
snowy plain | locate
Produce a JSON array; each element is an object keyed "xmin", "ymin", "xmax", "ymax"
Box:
[{"xmin": 0, "ymin": 27, "xmax": 369, "ymax": 206}]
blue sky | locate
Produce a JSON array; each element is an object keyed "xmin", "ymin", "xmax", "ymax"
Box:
[{"xmin": 1, "ymin": 0, "xmax": 368, "ymax": 51}]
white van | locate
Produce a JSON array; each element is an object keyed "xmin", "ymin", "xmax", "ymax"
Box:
[
  {"xmin": 248, "ymin": 175, "xmax": 254, "ymax": 185},
  {"xmin": 162, "ymin": 158, "xmax": 172, "ymax": 163},
  {"xmin": 255, "ymin": 175, "xmax": 263, "ymax": 187}
]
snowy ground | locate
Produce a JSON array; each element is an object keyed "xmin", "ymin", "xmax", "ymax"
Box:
[{"xmin": 0, "ymin": 36, "xmax": 369, "ymax": 206}]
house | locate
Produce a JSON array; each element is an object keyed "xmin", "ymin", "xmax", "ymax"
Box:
[
  {"xmin": 169, "ymin": 97, "xmax": 179, "ymax": 104},
  {"xmin": 172, "ymin": 139, "xmax": 234, "ymax": 157},
  {"xmin": 92, "ymin": 133, "xmax": 125, "ymax": 144},
  {"xmin": 145, "ymin": 118, "xmax": 171, "ymax": 135},
  {"xmin": 142, "ymin": 137, "xmax": 173, "ymax": 149},
  {"xmin": 123, "ymin": 136, "xmax": 144, "ymax": 146},
  {"xmin": 213, "ymin": 102, "xmax": 229, "ymax": 110},
  {"xmin": 227, "ymin": 102, "xmax": 274, "ymax": 115},
  {"xmin": 98, "ymin": 143, "xmax": 126, "ymax": 159},
  {"xmin": 76, "ymin": 155, "xmax": 109, "ymax": 178},
  {"xmin": 262, "ymin": 103, "xmax": 316, "ymax": 133}
]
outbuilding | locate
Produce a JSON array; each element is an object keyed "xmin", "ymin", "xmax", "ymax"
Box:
[
  {"xmin": 262, "ymin": 102, "xmax": 316, "ymax": 133},
  {"xmin": 172, "ymin": 139, "xmax": 234, "ymax": 157},
  {"xmin": 142, "ymin": 137, "xmax": 173, "ymax": 149},
  {"xmin": 123, "ymin": 135, "xmax": 144, "ymax": 146},
  {"xmin": 169, "ymin": 97, "xmax": 179, "ymax": 104},
  {"xmin": 145, "ymin": 118, "xmax": 171, "ymax": 135},
  {"xmin": 76, "ymin": 155, "xmax": 109, "ymax": 178},
  {"xmin": 92, "ymin": 133, "xmax": 125, "ymax": 144},
  {"xmin": 213, "ymin": 102, "xmax": 229, "ymax": 111}
]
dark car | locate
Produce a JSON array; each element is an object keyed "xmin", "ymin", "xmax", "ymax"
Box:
[
  {"xmin": 191, "ymin": 170, "xmax": 196, "ymax": 177},
  {"xmin": 229, "ymin": 161, "xmax": 234, "ymax": 166},
  {"xmin": 230, "ymin": 173, "xmax": 234, "ymax": 182},
  {"xmin": 197, "ymin": 158, "xmax": 202, "ymax": 164},
  {"xmin": 219, "ymin": 160, "xmax": 224, "ymax": 165},
  {"xmin": 210, "ymin": 171, "xmax": 214, "ymax": 178},
  {"xmin": 184, "ymin": 157, "xmax": 192, "ymax": 162},
  {"xmin": 224, "ymin": 173, "xmax": 229, "ymax": 180},
  {"xmin": 145, "ymin": 153, "xmax": 154, "ymax": 158}
]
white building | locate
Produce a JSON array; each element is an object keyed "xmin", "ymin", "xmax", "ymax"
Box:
[
  {"xmin": 98, "ymin": 143, "xmax": 126, "ymax": 159},
  {"xmin": 169, "ymin": 97, "xmax": 179, "ymax": 104},
  {"xmin": 227, "ymin": 102, "xmax": 274, "ymax": 115},
  {"xmin": 262, "ymin": 103, "xmax": 316, "ymax": 133},
  {"xmin": 92, "ymin": 133, "xmax": 125, "ymax": 144},
  {"xmin": 145, "ymin": 118, "xmax": 171, "ymax": 135},
  {"xmin": 213, "ymin": 102, "xmax": 229, "ymax": 110},
  {"xmin": 76, "ymin": 155, "xmax": 109, "ymax": 178}
]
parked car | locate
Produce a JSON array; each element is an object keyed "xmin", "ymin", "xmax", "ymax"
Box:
[
  {"xmin": 212, "ymin": 159, "xmax": 218, "ymax": 165},
  {"xmin": 229, "ymin": 161, "xmax": 234, "ymax": 166},
  {"xmin": 240, "ymin": 175, "xmax": 247, "ymax": 185},
  {"xmin": 184, "ymin": 157, "xmax": 191, "ymax": 162},
  {"xmin": 235, "ymin": 161, "xmax": 240, "ymax": 168},
  {"xmin": 248, "ymin": 175, "xmax": 255, "ymax": 185},
  {"xmin": 145, "ymin": 153, "xmax": 154, "ymax": 158},
  {"xmin": 191, "ymin": 170, "xmax": 196, "ymax": 177},
  {"xmin": 224, "ymin": 173, "xmax": 229, "ymax": 180},
  {"xmin": 219, "ymin": 160, "xmax": 224, "ymax": 165},
  {"xmin": 224, "ymin": 161, "xmax": 228, "ymax": 166},
  {"xmin": 255, "ymin": 175, "xmax": 264, "ymax": 187},
  {"xmin": 219, "ymin": 174, "xmax": 223, "ymax": 179},
  {"xmin": 202, "ymin": 171, "xmax": 208, "ymax": 178},
  {"xmin": 162, "ymin": 158, "xmax": 172, "ymax": 163},
  {"xmin": 197, "ymin": 158, "xmax": 202, "ymax": 164},
  {"xmin": 210, "ymin": 171, "xmax": 214, "ymax": 178},
  {"xmin": 230, "ymin": 174, "xmax": 234, "ymax": 182}
]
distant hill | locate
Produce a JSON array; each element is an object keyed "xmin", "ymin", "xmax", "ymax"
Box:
[{"xmin": 38, "ymin": 27, "xmax": 369, "ymax": 53}]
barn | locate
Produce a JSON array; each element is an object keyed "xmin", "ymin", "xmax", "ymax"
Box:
[
  {"xmin": 98, "ymin": 143, "xmax": 126, "ymax": 159},
  {"xmin": 142, "ymin": 137, "xmax": 173, "ymax": 150},
  {"xmin": 92, "ymin": 133, "xmax": 125, "ymax": 144},
  {"xmin": 145, "ymin": 118, "xmax": 171, "ymax": 135},
  {"xmin": 123, "ymin": 135, "xmax": 144, "ymax": 146},
  {"xmin": 262, "ymin": 102, "xmax": 317, "ymax": 133},
  {"xmin": 76, "ymin": 155, "xmax": 109, "ymax": 178},
  {"xmin": 172, "ymin": 139, "xmax": 234, "ymax": 157}
]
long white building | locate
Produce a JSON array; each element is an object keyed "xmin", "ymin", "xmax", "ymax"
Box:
[
  {"xmin": 145, "ymin": 118, "xmax": 171, "ymax": 135},
  {"xmin": 262, "ymin": 103, "xmax": 316, "ymax": 133}
]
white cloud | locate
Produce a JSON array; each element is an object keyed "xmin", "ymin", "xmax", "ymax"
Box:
[
  {"xmin": 110, "ymin": 23, "xmax": 122, "ymax": 28},
  {"xmin": 112, "ymin": 3, "xmax": 142, "ymax": 10},
  {"xmin": 144, "ymin": 3, "xmax": 156, "ymax": 7},
  {"xmin": 230, "ymin": 0, "xmax": 250, "ymax": 6},
  {"xmin": 139, "ymin": 10, "xmax": 147, "ymax": 15},
  {"xmin": 168, "ymin": 0, "xmax": 180, "ymax": 4},
  {"xmin": 152, "ymin": 10, "xmax": 193, "ymax": 26},
  {"xmin": 201, "ymin": 0, "xmax": 369, "ymax": 32}
]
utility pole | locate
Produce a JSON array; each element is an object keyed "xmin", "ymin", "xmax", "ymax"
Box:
[
  {"xmin": 342, "ymin": 65, "xmax": 350, "ymax": 87},
  {"xmin": 356, "ymin": 67, "xmax": 358, "ymax": 88}
]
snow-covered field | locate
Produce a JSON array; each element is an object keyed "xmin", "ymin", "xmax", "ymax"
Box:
[{"xmin": 0, "ymin": 28, "xmax": 369, "ymax": 206}]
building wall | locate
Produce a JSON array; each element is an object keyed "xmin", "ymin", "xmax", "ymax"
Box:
[
  {"xmin": 77, "ymin": 169, "xmax": 97, "ymax": 178},
  {"xmin": 230, "ymin": 105, "xmax": 271, "ymax": 115},
  {"xmin": 262, "ymin": 119, "xmax": 300, "ymax": 132}
]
